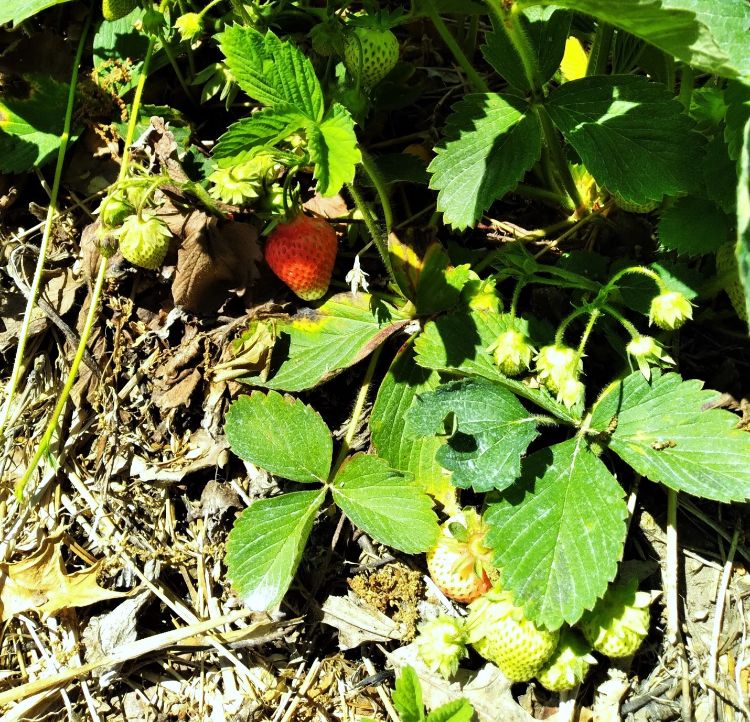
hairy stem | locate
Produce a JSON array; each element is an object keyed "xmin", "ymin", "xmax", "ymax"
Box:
[
  {"xmin": 586, "ymin": 22, "xmax": 613, "ymax": 77},
  {"xmin": 359, "ymin": 151, "xmax": 394, "ymax": 233}
]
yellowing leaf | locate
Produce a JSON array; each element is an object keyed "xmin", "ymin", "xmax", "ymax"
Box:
[
  {"xmin": 0, "ymin": 539, "xmax": 126, "ymax": 621},
  {"xmin": 560, "ymin": 37, "xmax": 588, "ymax": 81}
]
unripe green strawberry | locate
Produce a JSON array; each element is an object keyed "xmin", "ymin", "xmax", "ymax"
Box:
[
  {"xmin": 426, "ymin": 509, "xmax": 493, "ymax": 604},
  {"xmin": 344, "ymin": 26, "xmax": 399, "ymax": 87},
  {"xmin": 649, "ymin": 290, "xmax": 693, "ymax": 330},
  {"xmin": 716, "ymin": 244, "xmax": 748, "ymax": 321},
  {"xmin": 488, "ymin": 329, "xmax": 535, "ymax": 376},
  {"xmin": 537, "ymin": 628, "xmax": 596, "ymax": 692},
  {"xmin": 117, "ymin": 212, "xmax": 172, "ymax": 269},
  {"xmin": 467, "ymin": 585, "xmax": 559, "ymax": 681},
  {"xmin": 102, "ymin": 0, "xmax": 138, "ymax": 21},
  {"xmin": 579, "ymin": 578, "xmax": 651, "ymax": 658},
  {"xmin": 264, "ymin": 215, "xmax": 337, "ymax": 301}
]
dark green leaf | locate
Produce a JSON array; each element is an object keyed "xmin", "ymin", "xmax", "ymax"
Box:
[
  {"xmin": 485, "ymin": 438, "xmax": 628, "ymax": 629},
  {"xmin": 415, "ymin": 245, "xmax": 472, "ymax": 316},
  {"xmin": 226, "ymin": 490, "xmax": 326, "ymax": 610},
  {"xmin": 332, "ymin": 454, "xmax": 439, "ymax": 553},
  {"xmin": 482, "ymin": 8, "xmax": 571, "ymax": 91},
  {"xmin": 592, "ymin": 371, "xmax": 750, "ymax": 502},
  {"xmin": 0, "ymin": 0, "xmax": 71, "ymax": 25},
  {"xmin": 725, "ymin": 81, "xmax": 750, "ymax": 162},
  {"xmin": 520, "ymin": 0, "xmax": 750, "ymax": 78},
  {"xmin": 657, "ymin": 197, "xmax": 731, "ymax": 256},
  {"xmin": 405, "ymin": 379, "xmax": 539, "ymax": 492},
  {"xmin": 546, "ymin": 75, "xmax": 704, "ymax": 205},
  {"xmin": 225, "ymin": 391, "xmax": 332, "ymax": 483},
  {"xmin": 428, "ymin": 93, "xmax": 540, "ymax": 229}
]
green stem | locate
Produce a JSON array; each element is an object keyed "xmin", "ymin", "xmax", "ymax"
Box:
[
  {"xmin": 359, "ymin": 151, "xmax": 394, "ymax": 233},
  {"xmin": 230, "ymin": 0, "xmax": 253, "ymax": 24},
  {"xmin": 514, "ymin": 183, "xmax": 571, "ymax": 207},
  {"xmin": 604, "ymin": 265, "xmax": 667, "ymax": 295},
  {"xmin": 509, "ymin": 279, "xmax": 525, "ymax": 320},
  {"xmin": 15, "ymin": 259, "xmax": 107, "ymax": 500},
  {"xmin": 158, "ymin": 33, "xmax": 196, "ymax": 104},
  {"xmin": 198, "ymin": 0, "xmax": 223, "ymax": 17},
  {"xmin": 346, "ymin": 182, "xmax": 397, "ymax": 290},
  {"xmin": 425, "ymin": 1, "xmax": 488, "ymax": 92},
  {"xmin": 677, "ymin": 65, "xmax": 695, "ymax": 109},
  {"xmin": 0, "ymin": 15, "xmax": 91, "ymax": 440},
  {"xmin": 555, "ymin": 305, "xmax": 593, "ymax": 346},
  {"xmin": 575, "ymin": 307, "xmax": 601, "ymax": 361},
  {"xmin": 330, "ymin": 344, "xmax": 383, "ymax": 476},
  {"xmin": 602, "ymin": 303, "xmax": 640, "ymax": 338},
  {"xmin": 586, "ymin": 23, "xmax": 613, "ymax": 77}
]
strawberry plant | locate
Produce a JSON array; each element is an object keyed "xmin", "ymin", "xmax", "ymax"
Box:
[{"xmin": 1, "ymin": 0, "xmax": 750, "ymax": 715}]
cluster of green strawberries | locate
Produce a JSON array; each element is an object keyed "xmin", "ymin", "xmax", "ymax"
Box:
[{"xmin": 416, "ymin": 511, "xmax": 653, "ymax": 691}]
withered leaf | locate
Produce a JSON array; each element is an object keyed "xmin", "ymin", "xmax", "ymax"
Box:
[
  {"xmin": 171, "ymin": 210, "xmax": 261, "ymax": 313},
  {"xmin": 0, "ymin": 539, "xmax": 126, "ymax": 621}
]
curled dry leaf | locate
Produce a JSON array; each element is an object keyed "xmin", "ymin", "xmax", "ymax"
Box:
[
  {"xmin": 0, "ymin": 537, "xmax": 127, "ymax": 621},
  {"xmin": 170, "ymin": 209, "xmax": 262, "ymax": 313}
]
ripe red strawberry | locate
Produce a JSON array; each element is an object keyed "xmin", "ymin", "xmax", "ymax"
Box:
[
  {"xmin": 264, "ymin": 215, "xmax": 337, "ymax": 301},
  {"xmin": 343, "ymin": 26, "xmax": 399, "ymax": 87},
  {"xmin": 426, "ymin": 509, "xmax": 494, "ymax": 604}
]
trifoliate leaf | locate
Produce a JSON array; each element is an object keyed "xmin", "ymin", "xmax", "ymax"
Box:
[
  {"xmin": 482, "ymin": 8, "xmax": 571, "ymax": 91},
  {"xmin": 591, "ymin": 371, "xmax": 750, "ymax": 502},
  {"xmin": 404, "ymin": 379, "xmax": 538, "ymax": 493},
  {"xmin": 332, "ymin": 454, "xmax": 439, "ymax": 554},
  {"xmin": 485, "ymin": 438, "xmax": 628, "ymax": 630},
  {"xmin": 657, "ymin": 197, "xmax": 731, "ymax": 256},
  {"xmin": 428, "ymin": 93, "xmax": 541, "ymax": 229},
  {"xmin": 225, "ymin": 391, "xmax": 332, "ymax": 483},
  {"xmin": 226, "ymin": 490, "xmax": 326, "ymax": 611},
  {"xmin": 306, "ymin": 103, "xmax": 361, "ymax": 197},
  {"xmin": 546, "ymin": 75, "xmax": 703, "ymax": 205},
  {"xmin": 219, "ymin": 26, "xmax": 324, "ymax": 120}
]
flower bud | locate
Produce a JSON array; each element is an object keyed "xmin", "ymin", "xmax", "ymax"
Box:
[
  {"xmin": 488, "ymin": 329, "xmax": 534, "ymax": 376},
  {"xmin": 649, "ymin": 291, "xmax": 693, "ymax": 330},
  {"xmin": 626, "ymin": 335, "xmax": 674, "ymax": 380},
  {"xmin": 175, "ymin": 12, "xmax": 203, "ymax": 41},
  {"xmin": 535, "ymin": 344, "xmax": 581, "ymax": 393},
  {"xmin": 415, "ymin": 616, "xmax": 468, "ymax": 679}
]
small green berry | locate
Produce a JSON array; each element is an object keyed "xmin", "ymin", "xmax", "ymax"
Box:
[
  {"xmin": 535, "ymin": 344, "xmax": 581, "ymax": 394},
  {"xmin": 537, "ymin": 628, "xmax": 596, "ymax": 692},
  {"xmin": 174, "ymin": 12, "xmax": 203, "ymax": 41},
  {"xmin": 117, "ymin": 212, "xmax": 172, "ymax": 269},
  {"xmin": 102, "ymin": 0, "xmax": 138, "ymax": 21},
  {"xmin": 626, "ymin": 335, "xmax": 674, "ymax": 380}
]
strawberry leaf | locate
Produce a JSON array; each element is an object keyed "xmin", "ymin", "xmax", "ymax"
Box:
[
  {"xmin": 404, "ymin": 379, "xmax": 539, "ymax": 493},
  {"xmin": 591, "ymin": 371, "xmax": 750, "ymax": 502},
  {"xmin": 331, "ymin": 454, "xmax": 439, "ymax": 554},
  {"xmin": 546, "ymin": 75, "xmax": 704, "ymax": 206},
  {"xmin": 520, "ymin": 0, "xmax": 750, "ymax": 78},
  {"xmin": 219, "ymin": 26, "xmax": 324, "ymax": 120},
  {"xmin": 426, "ymin": 699, "xmax": 475, "ymax": 722},
  {"xmin": 213, "ymin": 109, "xmax": 307, "ymax": 166},
  {"xmin": 414, "ymin": 308, "xmax": 580, "ymax": 423},
  {"xmin": 226, "ymin": 489, "xmax": 326, "ymax": 611},
  {"xmin": 485, "ymin": 438, "xmax": 628, "ymax": 630},
  {"xmin": 391, "ymin": 667, "xmax": 425, "ymax": 722},
  {"xmin": 428, "ymin": 93, "xmax": 541, "ymax": 230},
  {"xmin": 657, "ymin": 197, "xmax": 731, "ymax": 256},
  {"xmin": 370, "ymin": 343, "xmax": 455, "ymax": 508},
  {"xmin": 306, "ymin": 103, "xmax": 361, "ymax": 197},
  {"xmin": 0, "ymin": 0, "xmax": 71, "ymax": 25},
  {"xmin": 482, "ymin": 8, "xmax": 571, "ymax": 91},
  {"xmin": 225, "ymin": 391, "xmax": 332, "ymax": 483},
  {"xmin": 415, "ymin": 245, "xmax": 472, "ymax": 316},
  {"xmin": 0, "ymin": 74, "xmax": 75, "ymax": 173},
  {"xmin": 241, "ymin": 293, "xmax": 410, "ymax": 392}
]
